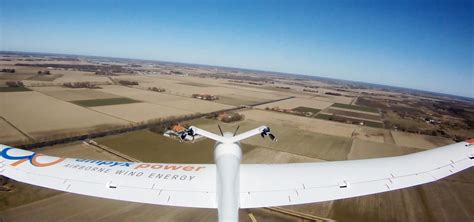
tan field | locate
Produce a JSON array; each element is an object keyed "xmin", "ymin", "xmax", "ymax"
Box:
[
  {"xmin": 351, "ymin": 126, "xmax": 387, "ymax": 143},
  {"xmin": 96, "ymin": 85, "xmax": 234, "ymax": 113},
  {"xmin": 217, "ymin": 94, "xmax": 271, "ymax": 106},
  {"xmin": 91, "ymin": 102, "xmax": 193, "ymax": 123},
  {"xmin": 241, "ymin": 147, "xmax": 325, "ymax": 164},
  {"xmin": 309, "ymin": 94, "xmax": 354, "ymax": 104},
  {"xmin": 391, "ymin": 131, "xmax": 454, "ymax": 149},
  {"xmin": 32, "ymin": 86, "xmax": 119, "ymax": 101},
  {"xmin": 347, "ymin": 139, "xmax": 422, "ymax": 160},
  {"xmin": 51, "ymin": 70, "xmax": 112, "ymax": 83},
  {"xmin": 186, "ymin": 117, "xmax": 353, "ymax": 161},
  {"xmin": 329, "ymin": 171, "xmax": 474, "ymax": 222},
  {"xmin": 0, "ymin": 91, "xmax": 127, "ymax": 138},
  {"xmin": 241, "ymin": 109, "xmax": 358, "ymax": 138},
  {"xmin": 255, "ymin": 97, "xmax": 333, "ymax": 110},
  {"xmin": 0, "ymin": 118, "xmax": 29, "ymax": 144},
  {"xmin": 328, "ymin": 106, "xmax": 381, "ymax": 116},
  {"xmin": 116, "ymin": 74, "xmax": 289, "ymax": 101}
]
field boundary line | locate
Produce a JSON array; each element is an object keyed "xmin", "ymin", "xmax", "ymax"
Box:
[
  {"xmin": 85, "ymin": 141, "xmax": 140, "ymax": 162},
  {"xmin": 0, "ymin": 116, "xmax": 34, "ymax": 141}
]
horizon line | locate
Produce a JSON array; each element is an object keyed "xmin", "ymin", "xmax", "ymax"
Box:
[{"xmin": 1, "ymin": 49, "xmax": 472, "ymax": 100}]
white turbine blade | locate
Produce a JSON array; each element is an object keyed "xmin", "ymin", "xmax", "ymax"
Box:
[
  {"xmin": 229, "ymin": 126, "xmax": 268, "ymax": 143},
  {"xmin": 190, "ymin": 126, "xmax": 227, "ymax": 143}
]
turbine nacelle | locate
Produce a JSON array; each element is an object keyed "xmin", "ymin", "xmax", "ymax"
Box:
[{"xmin": 260, "ymin": 127, "xmax": 277, "ymax": 142}]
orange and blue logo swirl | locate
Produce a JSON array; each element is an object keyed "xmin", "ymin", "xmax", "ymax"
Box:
[{"xmin": 1, "ymin": 147, "xmax": 65, "ymax": 167}]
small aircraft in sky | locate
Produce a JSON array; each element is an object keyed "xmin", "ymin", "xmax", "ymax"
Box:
[{"xmin": 0, "ymin": 126, "xmax": 472, "ymax": 222}]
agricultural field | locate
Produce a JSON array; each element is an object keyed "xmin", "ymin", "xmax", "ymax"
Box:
[
  {"xmin": 0, "ymin": 91, "xmax": 127, "ymax": 138},
  {"xmin": 117, "ymin": 74, "xmax": 289, "ymax": 102},
  {"xmin": 347, "ymin": 139, "xmax": 421, "ymax": 159},
  {"xmin": 351, "ymin": 126, "xmax": 393, "ymax": 144},
  {"xmin": 391, "ymin": 131, "xmax": 454, "ymax": 149},
  {"xmin": 216, "ymin": 94, "xmax": 271, "ymax": 106},
  {"xmin": 96, "ymin": 85, "xmax": 234, "ymax": 113},
  {"xmin": 0, "ymin": 87, "xmax": 31, "ymax": 92},
  {"xmin": 318, "ymin": 114, "xmax": 384, "ymax": 128},
  {"xmin": 31, "ymin": 87, "xmax": 119, "ymax": 101},
  {"xmin": 309, "ymin": 94, "xmax": 354, "ymax": 104},
  {"xmin": 50, "ymin": 70, "xmax": 112, "ymax": 83},
  {"xmin": 331, "ymin": 103, "xmax": 379, "ymax": 113},
  {"xmin": 26, "ymin": 74, "xmax": 63, "ymax": 81},
  {"xmin": 177, "ymin": 82, "xmax": 214, "ymax": 87},
  {"xmin": 240, "ymin": 109, "xmax": 358, "ymax": 138},
  {"xmin": 90, "ymin": 103, "xmax": 193, "ymax": 123},
  {"xmin": 243, "ymin": 124, "xmax": 353, "ymax": 161},
  {"xmin": 292, "ymin": 106, "xmax": 321, "ymax": 114},
  {"xmin": 330, "ymin": 170, "xmax": 474, "ymax": 222},
  {"xmin": 0, "ymin": 118, "xmax": 29, "ymax": 144},
  {"xmin": 0, "ymin": 73, "xmax": 35, "ymax": 81},
  {"xmin": 186, "ymin": 116, "xmax": 353, "ymax": 161},
  {"xmin": 241, "ymin": 147, "xmax": 324, "ymax": 164},
  {"xmin": 256, "ymin": 97, "xmax": 333, "ymax": 110},
  {"xmin": 326, "ymin": 108, "xmax": 381, "ymax": 121},
  {"xmin": 71, "ymin": 98, "xmax": 140, "ymax": 107}
]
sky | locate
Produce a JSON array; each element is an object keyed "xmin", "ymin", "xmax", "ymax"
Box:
[{"xmin": 0, "ymin": 0, "xmax": 472, "ymax": 97}]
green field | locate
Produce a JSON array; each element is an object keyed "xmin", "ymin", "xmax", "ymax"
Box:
[
  {"xmin": 315, "ymin": 113, "xmax": 333, "ymax": 120},
  {"xmin": 26, "ymin": 74, "xmax": 63, "ymax": 81},
  {"xmin": 95, "ymin": 130, "xmax": 256, "ymax": 163},
  {"xmin": 0, "ymin": 87, "xmax": 32, "ymax": 92},
  {"xmin": 332, "ymin": 103, "xmax": 379, "ymax": 113},
  {"xmin": 292, "ymin": 106, "xmax": 321, "ymax": 114},
  {"xmin": 363, "ymin": 121, "xmax": 384, "ymax": 128},
  {"xmin": 70, "ymin": 97, "xmax": 140, "ymax": 107},
  {"xmin": 178, "ymin": 82, "xmax": 213, "ymax": 87}
]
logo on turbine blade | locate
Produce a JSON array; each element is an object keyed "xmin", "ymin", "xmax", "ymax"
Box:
[{"xmin": 1, "ymin": 147, "xmax": 65, "ymax": 167}]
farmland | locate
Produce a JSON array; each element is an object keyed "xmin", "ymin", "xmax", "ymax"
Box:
[
  {"xmin": 0, "ymin": 118, "xmax": 29, "ymax": 144},
  {"xmin": 71, "ymin": 97, "xmax": 140, "ymax": 107},
  {"xmin": 331, "ymin": 103, "xmax": 379, "ymax": 113},
  {"xmin": 292, "ymin": 106, "xmax": 321, "ymax": 114},
  {"xmin": 0, "ymin": 91, "xmax": 127, "ymax": 139},
  {"xmin": 0, "ymin": 53, "xmax": 472, "ymax": 222},
  {"xmin": 0, "ymin": 87, "xmax": 31, "ymax": 92},
  {"xmin": 96, "ymin": 85, "xmax": 234, "ymax": 113},
  {"xmin": 32, "ymin": 87, "xmax": 118, "ymax": 101},
  {"xmin": 256, "ymin": 97, "xmax": 333, "ymax": 110},
  {"xmin": 90, "ymin": 103, "xmax": 193, "ymax": 123},
  {"xmin": 325, "ymin": 108, "xmax": 381, "ymax": 121}
]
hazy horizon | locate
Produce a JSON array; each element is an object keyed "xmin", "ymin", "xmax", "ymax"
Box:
[{"xmin": 1, "ymin": 0, "xmax": 472, "ymax": 97}]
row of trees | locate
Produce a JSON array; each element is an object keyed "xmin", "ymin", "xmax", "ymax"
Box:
[
  {"xmin": 6, "ymin": 81, "xmax": 25, "ymax": 87},
  {"xmin": 63, "ymin": 82, "xmax": 100, "ymax": 89},
  {"xmin": 1, "ymin": 68, "xmax": 15, "ymax": 73},
  {"xmin": 118, "ymin": 80, "xmax": 139, "ymax": 86}
]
